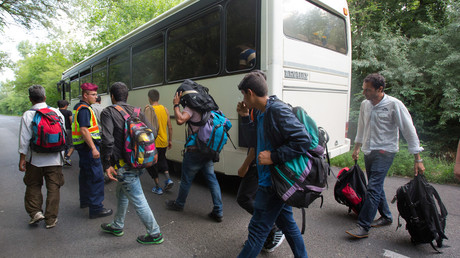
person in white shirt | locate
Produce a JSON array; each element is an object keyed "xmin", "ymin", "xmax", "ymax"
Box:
[
  {"xmin": 346, "ymin": 73, "xmax": 425, "ymax": 239},
  {"xmin": 18, "ymin": 85, "xmax": 65, "ymax": 229}
]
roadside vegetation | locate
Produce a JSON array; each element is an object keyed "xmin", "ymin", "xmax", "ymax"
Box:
[{"xmin": 331, "ymin": 143, "xmax": 457, "ymax": 185}]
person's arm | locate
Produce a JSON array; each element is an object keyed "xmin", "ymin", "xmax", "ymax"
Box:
[
  {"xmin": 80, "ymin": 127, "xmax": 99, "ymax": 158},
  {"xmin": 238, "ymin": 148, "xmax": 255, "ymax": 178},
  {"xmin": 454, "ymin": 140, "xmax": 460, "ymax": 181},
  {"xmin": 413, "ymin": 152, "xmax": 425, "ymax": 176},
  {"xmin": 18, "ymin": 112, "xmax": 31, "ymax": 172},
  {"xmin": 19, "ymin": 153, "xmax": 27, "ymax": 172},
  {"xmin": 165, "ymin": 107, "xmax": 173, "ymax": 149},
  {"xmin": 173, "ymin": 92, "xmax": 191, "ymax": 125}
]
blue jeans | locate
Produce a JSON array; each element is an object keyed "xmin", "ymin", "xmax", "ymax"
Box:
[
  {"xmin": 176, "ymin": 151, "xmax": 223, "ymax": 216},
  {"xmin": 111, "ymin": 166, "xmax": 161, "ymax": 235},
  {"xmin": 77, "ymin": 146, "xmax": 104, "ymax": 214},
  {"xmin": 358, "ymin": 150, "xmax": 395, "ymax": 231},
  {"xmin": 238, "ymin": 187, "xmax": 308, "ymax": 258}
]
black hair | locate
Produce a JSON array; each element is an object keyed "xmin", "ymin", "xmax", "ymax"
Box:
[
  {"xmin": 148, "ymin": 89, "xmax": 160, "ymax": 102},
  {"xmin": 237, "ymin": 70, "xmax": 268, "ymax": 97},
  {"xmin": 96, "ymin": 95, "xmax": 101, "ymax": 102},
  {"xmin": 364, "ymin": 73, "xmax": 386, "ymax": 90},
  {"xmin": 109, "ymin": 82, "xmax": 129, "ymax": 102},
  {"xmin": 57, "ymin": 100, "xmax": 69, "ymax": 108}
]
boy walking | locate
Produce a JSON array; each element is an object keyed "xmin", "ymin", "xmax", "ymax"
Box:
[
  {"xmin": 144, "ymin": 89, "xmax": 174, "ymax": 195},
  {"xmin": 100, "ymin": 82, "xmax": 164, "ymax": 245}
]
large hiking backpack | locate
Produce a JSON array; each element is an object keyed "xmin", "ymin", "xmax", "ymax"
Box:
[
  {"xmin": 177, "ymin": 79, "xmax": 219, "ymax": 113},
  {"xmin": 334, "ymin": 161, "xmax": 367, "ymax": 215},
  {"xmin": 270, "ymin": 106, "xmax": 329, "ymax": 208},
  {"xmin": 114, "ymin": 105, "xmax": 157, "ymax": 169},
  {"xmin": 393, "ymin": 174, "xmax": 448, "ymax": 252},
  {"xmin": 186, "ymin": 110, "xmax": 233, "ymax": 162},
  {"xmin": 30, "ymin": 107, "xmax": 66, "ymax": 153}
]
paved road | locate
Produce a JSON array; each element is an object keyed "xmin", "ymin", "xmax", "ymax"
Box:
[{"xmin": 0, "ymin": 114, "xmax": 459, "ymax": 257}]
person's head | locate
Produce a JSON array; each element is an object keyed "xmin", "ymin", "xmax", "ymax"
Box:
[
  {"xmin": 362, "ymin": 73, "xmax": 385, "ymax": 104},
  {"xmin": 81, "ymin": 83, "xmax": 99, "ymax": 104},
  {"xmin": 57, "ymin": 100, "xmax": 69, "ymax": 109},
  {"xmin": 96, "ymin": 95, "xmax": 101, "ymax": 103},
  {"xmin": 109, "ymin": 82, "xmax": 129, "ymax": 103},
  {"xmin": 237, "ymin": 70, "xmax": 268, "ymax": 109},
  {"xmin": 148, "ymin": 89, "xmax": 160, "ymax": 103},
  {"xmin": 28, "ymin": 85, "xmax": 46, "ymax": 104}
]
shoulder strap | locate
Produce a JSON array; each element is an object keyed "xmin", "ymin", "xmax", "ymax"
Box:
[{"xmin": 113, "ymin": 105, "xmax": 130, "ymax": 121}]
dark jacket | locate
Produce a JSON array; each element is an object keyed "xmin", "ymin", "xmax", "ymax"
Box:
[
  {"xmin": 241, "ymin": 96, "xmax": 311, "ymax": 165},
  {"xmin": 100, "ymin": 102, "xmax": 154, "ymax": 170}
]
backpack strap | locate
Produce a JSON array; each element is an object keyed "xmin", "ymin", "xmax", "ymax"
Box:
[{"xmin": 113, "ymin": 105, "xmax": 131, "ymax": 121}]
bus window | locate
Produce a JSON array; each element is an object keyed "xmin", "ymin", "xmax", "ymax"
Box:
[
  {"xmin": 80, "ymin": 68, "xmax": 91, "ymax": 90},
  {"xmin": 109, "ymin": 50, "xmax": 130, "ymax": 88},
  {"xmin": 167, "ymin": 9, "xmax": 221, "ymax": 81},
  {"xmin": 283, "ymin": 0, "xmax": 347, "ymax": 54},
  {"xmin": 93, "ymin": 60, "xmax": 108, "ymax": 94},
  {"xmin": 70, "ymin": 78, "xmax": 79, "ymax": 99},
  {"xmin": 133, "ymin": 34, "xmax": 164, "ymax": 88},
  {"xmin": 226, "ymin": 0, "xmax": 257, "ymax": 72}
]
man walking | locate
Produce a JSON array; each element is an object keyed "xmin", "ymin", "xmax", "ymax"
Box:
[
  {"xmin": 58, "ymin": 100, "xmax": 74, "ymax": 166},
  {"xmin": 18, "ymin": 85, "xmax": 65, "ymax": 229},
  {"xmin": 72, "ymin": 82, "xmax": 112, "ymax": 219},
  {"xmin": 100, "ymin": 82, "xmax": 164, "ymax": 245},
  {"xmin": 165, "ymin": 80, "xmax": 223, "ymax": 223},
  {"xmin": 237, "ymin": 71, "xmax": 309, "ymax": 257},
  {"xmin": 346, "ymin": 73, "xmax": 425, "ymax": 239}
]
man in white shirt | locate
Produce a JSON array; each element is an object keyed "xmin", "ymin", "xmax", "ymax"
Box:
[
  {"xmin": 18, "ymin": 85, "xmax": 65, "ymax": 229},
  {"xmin": 346, "ymin": 73, "xmax": 425, "ymax": 239}
]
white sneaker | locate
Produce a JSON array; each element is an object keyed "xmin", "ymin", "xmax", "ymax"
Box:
[
  {"xmin": 29, "ymin": 211, "xmax": 45, "ymax": 225},
  {"xmin": 262, "ymin": 230, "xmax": 285, "ymax": 253}
]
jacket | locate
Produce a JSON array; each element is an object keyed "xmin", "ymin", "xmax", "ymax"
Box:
[
  {"xmin": 100, "ymin": 102, "xmax": 155, "ymax": 170},
  {"xmin": 241, "ymin": 96, "xmax": 311, "ymax": 165}
]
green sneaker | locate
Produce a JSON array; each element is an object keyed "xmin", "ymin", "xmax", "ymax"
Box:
[
  {"xmin": 137, "ymin": 233, "xmax": 164, "ymax": 245},
  {"xmin": 101, "ymin": 223, "xmax": 124, "ymax": 237}
]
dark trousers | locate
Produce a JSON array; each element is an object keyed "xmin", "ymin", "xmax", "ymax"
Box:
[
  {"xmin": 237, "ymin": 165, "xmax": 258, "ymax": 215},
  {"xmin": 24, "ymin": 163, "xmax": 64, "ymax": 224},
  {"xmin": 147, "ymin": 147, "xmax": 168, "ymax": 179},
  {"xmin": 77, "ymin": 147, "xmax": 105, "ymax": 214}
]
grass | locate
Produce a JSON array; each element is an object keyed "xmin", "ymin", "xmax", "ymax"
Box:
[{"xmin": 330, "ymin": 147, "xmax": 458, "ymax": 185}]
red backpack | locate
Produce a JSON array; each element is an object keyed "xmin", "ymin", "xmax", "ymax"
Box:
[{"xmin": 30, "ymin": 107, "xmax": 66, "ymax": 153}]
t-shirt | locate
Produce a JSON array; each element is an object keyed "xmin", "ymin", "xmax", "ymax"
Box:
[
  {"xmin": 183, "ymin": 106, "xmax": 202, "ymax": 134},
  {"xmin": 152, "ymin": 104, "xmax": 168, "ymax": 148},
  {"xmin": 256, "ymin": 112, "xmax": 273, "ymax": 187},
  {"xmin": 59, "ymin": 108, "xmax": 72, "ymax": 130}
]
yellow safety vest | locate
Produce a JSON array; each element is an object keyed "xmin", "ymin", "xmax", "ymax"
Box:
[{"xmin": 72, "ymin": 103, "xmax": 101, "ymax": 145}]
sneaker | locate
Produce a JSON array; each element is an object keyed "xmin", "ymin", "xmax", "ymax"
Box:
[
  {"xmin": 64, "ymin": 156, "xmax": 72, "ymax": 166},
  {"xmin": 29, "ymin": 211, "xmax": 45, "ymax": 225},
  {"xmin": 346, "ymin": 225, "xmax": 369, "ymax": 239},
  {"xmin": 208, "ymin": 212, "xmax": 223, "ymax": 223},
  {"xmin": 137, "ymin": 233, "xmax": 164, "ymax": 245},
  {"xmin": 101, "ymin": 223, "xmax": 124, "ymax": 237},
  {"xmin": 262, "ymin": 230, "xmax": 285, "ymax": 253},
  {"xmin": 371, "ymin": 216, "xmax": 392, "ymax": 228},
  {"xmin": 164, "ymin": 179, "xmax": 174, "ymax": 191},
  {"xmin": 46, "ymin": 219, "xmax": 58, "ymax": 229},
  {"xmin": 165, "ymin": 200, "xmax": 183, "ymax": 211},
  {"xmin": 152, "ymin": 186, "xmax": 164, "ymax": 195}
]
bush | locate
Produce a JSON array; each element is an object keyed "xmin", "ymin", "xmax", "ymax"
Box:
[{"xmin": 330, "ymin": 147, "xmax": 457, "ymax": 185}]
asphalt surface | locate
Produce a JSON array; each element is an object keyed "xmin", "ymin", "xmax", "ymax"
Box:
[{"xmin": 1, "ymin": 114, "xmax": 459, "ymax": 257}]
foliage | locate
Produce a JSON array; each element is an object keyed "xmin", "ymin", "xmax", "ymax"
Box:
[
  {"xmin": 0, "ymin": 42, "xmax": 72, "ymax": 114},
  {"xmin": 330, "ymin": 147, "xmax": 458, "ymax": 185},
  {"xmin": 348, "ymin": 0, "xmax": 460, "ymax": 155}
]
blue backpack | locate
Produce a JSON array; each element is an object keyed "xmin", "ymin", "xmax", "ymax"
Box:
[{"xmin": 186, "ymin": 110, "xmax": 233, "ymax": 162}]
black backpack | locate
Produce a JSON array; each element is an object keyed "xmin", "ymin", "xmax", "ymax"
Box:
[
  {"xmin": 392, "ymin": 174, "xmax": 448, "ymax": 252},
  {"xmin": 334, "ymin": 161, "xmax": 367, "ymax": 215},
  {"xmin": 176, "ymin": 79, "xmax": 219, "ymax": 114}
]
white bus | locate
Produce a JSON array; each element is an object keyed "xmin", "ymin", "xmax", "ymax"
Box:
[{"xmin": 59, "ymin": 0, "xmax": 352, "ymax": 176}]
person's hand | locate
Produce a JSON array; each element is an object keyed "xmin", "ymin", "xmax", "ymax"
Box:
[
  {"xmin": 153, "ymin": 153, "xmax": 158, "ymax": 164},
  {"xmin": 168, "ymin": 140, "xmax": 172, "ymax": 150},
  {"xmin": 173, "ymin": 92, "xmax": 182, "ymax": 106},
  {"xmin": 352, "ymin": 149, "xmax": 360, "ymax": 161},
  {"xmin": 91, "ymin": 148, "xmax": 100, "ymax": 159},
  {"xmin": 237, "ymin": 101, "xmax": 249, "ymax": 117},
  {"xmin": 106, "ymin": 166, "xmax": 118, "ymax": 181},
  {"xmin": 258, "ymin": 150, "xmax": 273, "ymax": 165},
  {"xmin": 19, "ymin": 159, "xmax": 26, "ymax": 172},
  {"xmin": 414, "ymin": 162, "xmax": 425, "ymax": 176}
]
